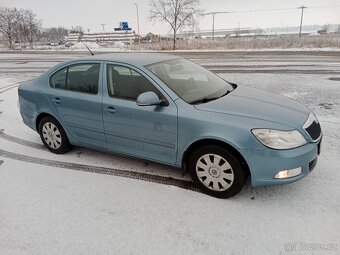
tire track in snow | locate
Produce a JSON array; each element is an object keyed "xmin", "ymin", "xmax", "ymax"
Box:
[
  {"xmin": 0, "ymin": 130, "xmax": 197, "ymax": 192},
  {"xmin": 0, "ymin": 84, "xmax": 20, "ymax": 94},
  {"xmin": 0, "ymin": 148, "xmax": 199, "ymax": 192},
  {"xmin": 0, "ymin": 70, "xmax": 45, "ymax": 74},
  {"xmin": 0, "ymin": 129, "xmax": 45, "ymax": 150},
  {"xmin": 0, "ymin": 80, "xmax": 33, "ymax": 94},
  {"xmin": 210, "ymin": 69, "xmax": 340, "ymax": 74},
  {"xmin": 0, "ymin": 81, "xmax": 22, "ymax": 89}
]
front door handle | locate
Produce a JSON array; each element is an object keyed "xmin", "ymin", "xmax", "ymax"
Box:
[
  {"xmin": 104, "ymin": 106, "xmax": 117, "ymax": 114},
  {"xmin": 52, "ymin": 97, "xmax": 61, "ymax": 104}
]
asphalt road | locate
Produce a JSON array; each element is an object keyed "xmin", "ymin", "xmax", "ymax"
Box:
[{"xmin": 1, "ymin": 50, "xmax": 340, "ymax": 75}]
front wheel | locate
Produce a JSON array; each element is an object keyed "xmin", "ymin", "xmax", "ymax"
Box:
[
  {"xmin": 39, "ymin": 116, "xmax": 71, "ymax": 154},
  {"xmin": 189, "ymin": 145, "xmax": 246, "ymax": 198}
]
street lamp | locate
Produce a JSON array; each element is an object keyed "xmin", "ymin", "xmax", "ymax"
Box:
[{"xmin": 133, "ymin": 3, "xmax": 140, "ymax": 35}]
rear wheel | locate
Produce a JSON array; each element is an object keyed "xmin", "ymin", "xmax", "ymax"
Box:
[
  {"xmin": 39, "ymin": 116, "xmax": 71, "ymax": 154},
  {"xmin": 189, "ymin": 145, "xmax": 246, "ymax": 198}
]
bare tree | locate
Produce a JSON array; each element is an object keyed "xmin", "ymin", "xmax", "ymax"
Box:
[
  {"xmin": 18, "ymin": 9, "xmax": 41, "ymax": 49},
  {"xmin": 70, "ymin": 26, "xmax": 84, "ymax": 34},
  {"xmin": 149, "ymin": 0, "xmax": 201, "ymax": 50},
  {"xmin": 0, "ymin": 7, "xmax": 19, "ymax": 49},
  {"xmin": 0, "ymin": 7, "xmax": 41, "ymax": 49},
  {"xmin": 40, "ymin": 27, "xmax": 68, "ymax": 44}
]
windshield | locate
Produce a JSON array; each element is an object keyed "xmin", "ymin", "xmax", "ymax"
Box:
[{"xmin": 145, "ymin": 58, "xmax": 235, "ymax": 104}]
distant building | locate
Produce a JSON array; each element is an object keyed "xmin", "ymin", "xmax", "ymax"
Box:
[
  {"xmin": 65, "ymin": 22, "xmax": 136, "ymax": 45},
  {"xmin": 143, "ymin": 32, "xmax": 161, "ymax": 42}
]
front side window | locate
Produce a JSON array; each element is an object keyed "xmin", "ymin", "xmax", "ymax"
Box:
[
  {"xmin": 145, "ymin": 58, "xmax": 234, "ymax": 104},
  {"xmin": 49, "ymin": 63, "xmax": 100, "ymax": 94},
  {"xmin": 107, "ymin": 64, "xmax": 163, "ymax": 101}
]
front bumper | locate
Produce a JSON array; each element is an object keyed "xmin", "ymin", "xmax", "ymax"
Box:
[{"xmin": 240, "ymin": 138, "xmax": 321, "ymax": 187}]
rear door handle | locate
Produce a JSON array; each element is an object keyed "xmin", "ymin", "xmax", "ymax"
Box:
[
  {"xmin": 104, "ymin": 106, "xmax": 117, "ymax": 114},
  {"xmin": 51, "ymin": 97, "xmax": 61, "ymax": 104}
]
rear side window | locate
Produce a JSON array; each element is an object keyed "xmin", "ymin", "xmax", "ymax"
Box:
[{"xmin": 49, "ymin": 63, "xmax": 100, "ymax": 94}]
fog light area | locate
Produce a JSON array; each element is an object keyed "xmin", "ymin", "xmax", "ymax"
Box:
[{"xmin": 274, "ymin": 167, "xmax": 302, "ymax": 179}]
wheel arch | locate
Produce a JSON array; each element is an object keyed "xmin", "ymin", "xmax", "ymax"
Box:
[
  {"xmin": 181, "ymin": 138, "xmax": 251, "ymax": 179},
  {"xmin": 35, "ymin": 112, "xmax": 60, "ymax": 133},
  {"xmin": 35, "ymin": 112, "xmax": 54, "ymax": 133},
  {"xmin": 36, "ymin": 112, "xmax": 72, "ymax": 153}
]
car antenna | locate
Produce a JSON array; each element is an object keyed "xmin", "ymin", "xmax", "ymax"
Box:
[{"xmin": 80, "ymin": 39, "xmax": 94, "ymax": 56}]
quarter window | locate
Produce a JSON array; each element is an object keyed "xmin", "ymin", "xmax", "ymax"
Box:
[
  {"xmin": 49, "ymin": 63, "xmax": 100, "ymax": 94},
  {"xmin": 50, "ymin": 67, "xmax": 67, "ymax": 89},
  {"xmin": 107, "ymin": 64, "xmax": 163, "ymax": 101}
]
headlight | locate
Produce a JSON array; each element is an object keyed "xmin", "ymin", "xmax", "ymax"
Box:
[{"xmin": 252, "ymin": 129, "xmax": 307, "ymax": 149}]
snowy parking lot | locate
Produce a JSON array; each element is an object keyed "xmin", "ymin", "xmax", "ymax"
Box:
[{"xmin": 0, "ymin": 51, "xmax": 339, "ymax": 255}]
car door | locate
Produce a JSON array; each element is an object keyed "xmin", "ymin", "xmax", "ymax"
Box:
[
  {"xmin": 47, "ymin": 61, "xmax": 106, "ymax": 149},
  {"xmin": 102, "ymin": 63, "xmax": 178, "ymax": 165}
]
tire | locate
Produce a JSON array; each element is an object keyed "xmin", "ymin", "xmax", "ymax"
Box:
[
  {"xmin": 39, "ymin": 116, "xmax": 71, "ymax": 154},
  {"xmin": 189, "ymin": 145, "xmax": 246, "ymax": 198}
]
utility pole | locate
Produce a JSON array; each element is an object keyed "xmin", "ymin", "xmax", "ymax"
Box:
[
  {"xmin": 212, "ymin": 13, "xmax": 215, "ymax": 39},
  {"xmin": 202, "ymin": 12, "xmax": 230, "ymax": 39},
  {"xmin": 298, "ymin": 6, "xmax": 307, "ymax": 38}
]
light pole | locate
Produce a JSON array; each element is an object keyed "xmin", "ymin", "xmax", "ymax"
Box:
[
  {"xmin": 133, "ymin": 3, "xmax": 140, "ymax": 50},
  {"xmin": 101, "ymin": 24, "xmax": 105, "ymax": 33},
  {"xmin": 134, "ymin": 3, "xmax": 140, "ymax": 35},
  {"xmin": 298, "ymin": 6, "xmax": 307, "ymax": 38}
]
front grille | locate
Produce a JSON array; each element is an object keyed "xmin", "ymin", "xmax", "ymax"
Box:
[
  {"xmin": 305, "ymin": 121, "xmax": 321, "ymax": 140},
  {"xmin": 309, "ymin": 158, "xmax": 318, "ymax": 172}
]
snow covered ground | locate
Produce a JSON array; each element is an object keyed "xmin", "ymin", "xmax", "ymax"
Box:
[{"xmin": 0, "ymin": 53, "xmax": 339, "ymax": 254}]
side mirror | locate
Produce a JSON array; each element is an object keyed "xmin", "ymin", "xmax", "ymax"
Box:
[{"xmin": 136, "ymin": 91, "xmax": 161, "ymax": 106}]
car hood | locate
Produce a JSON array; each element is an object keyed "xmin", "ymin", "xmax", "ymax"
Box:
[{"xmin": 194, "ymin": 86, "xmax": 310, "ymax": 128}]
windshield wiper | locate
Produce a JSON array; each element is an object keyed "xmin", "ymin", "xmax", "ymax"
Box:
[{"xmin": 190, "ymin": 90, "xmax": 231, "ymax": 105}]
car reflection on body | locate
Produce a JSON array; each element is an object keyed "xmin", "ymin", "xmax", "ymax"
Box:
[{"xmin": 18, "ymin": 53, "xmax": 322, "ymax": 198}]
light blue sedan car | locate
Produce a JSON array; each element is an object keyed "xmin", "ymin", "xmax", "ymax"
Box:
[{"xmin": 18, "ymin": 53, "xmax": 322, "ymax": 198}]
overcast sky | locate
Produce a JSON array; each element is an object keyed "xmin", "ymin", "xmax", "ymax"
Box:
[{"xmin": 1, "ymin": 0, "xmax": 340, "ymax": 34}]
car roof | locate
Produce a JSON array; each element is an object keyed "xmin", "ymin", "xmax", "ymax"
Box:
[{"xmin": 71, "ymin": 53, "xmax": 181, "ymax": 68}]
